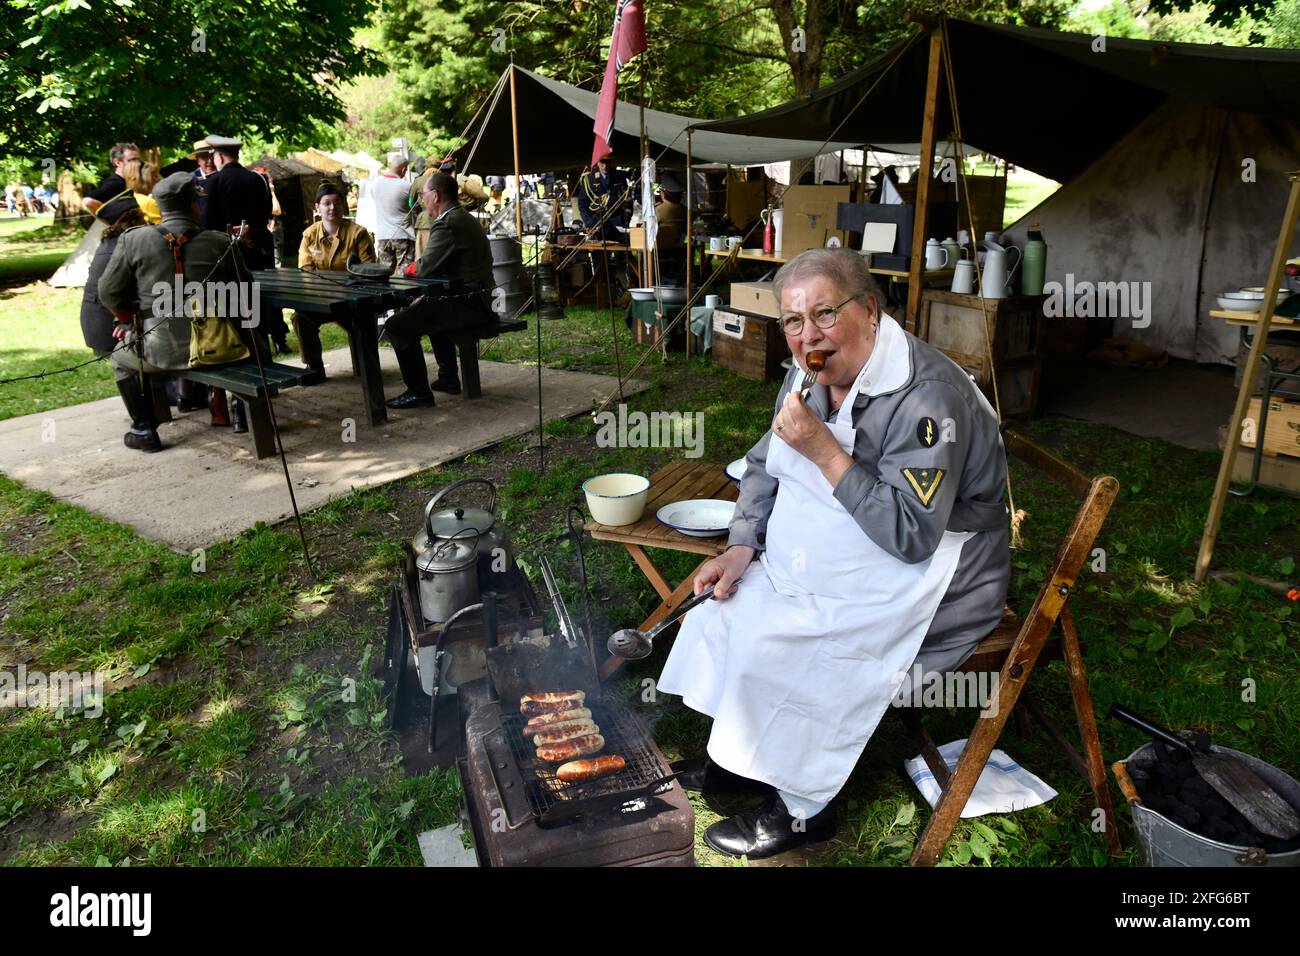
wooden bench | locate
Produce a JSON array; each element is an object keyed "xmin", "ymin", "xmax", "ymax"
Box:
[
  {"xmin": 445, "ymin": 317, "xmax": 529, "ymax": 399},
  {"xmin": 178, "ymin": 359, "xmax": 322, "ymax": 459}
]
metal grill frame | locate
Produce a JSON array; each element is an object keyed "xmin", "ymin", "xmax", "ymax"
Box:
[{"xmin": 503, "ymin": 701, "xmax": 671, "ymax": 824}]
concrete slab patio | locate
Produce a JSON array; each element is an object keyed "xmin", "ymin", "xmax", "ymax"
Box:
[{"xmin": 0, "ymin": 346, "xmax": 644, "ymax": 551}]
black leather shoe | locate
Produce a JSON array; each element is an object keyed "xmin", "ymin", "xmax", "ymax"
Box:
[
  {"xmin": 703, "ymin": 792, "xmax": 837, "ymax": 860},
  {"xmin": 430, "ymin": 378, "xmax": 462, "ymax": 395},
  {"xmin": 386, "ymin": 390, "xmax": 435, "ymax": 409},
  {"xmin": 123, "ymin": 426, "xmax": 162, "ymax": 453},
  {"xmin": 670, "ymin": 756, "xmax": 773, "ymax": 796}
]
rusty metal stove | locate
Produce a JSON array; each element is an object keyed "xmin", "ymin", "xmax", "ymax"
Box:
[{"xmin": 384, "ymin": 536, "xmax": 695, "ymax": 866}]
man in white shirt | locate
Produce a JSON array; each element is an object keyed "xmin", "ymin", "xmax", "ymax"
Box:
[{"xmin": 370, "ymin": 152, "xmax": 416, "ymax": 275}]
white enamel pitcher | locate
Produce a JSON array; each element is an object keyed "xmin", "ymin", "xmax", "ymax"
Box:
[{"xmin": 980, "ymin": 240, "xmax": 1022, "ymax": 299}]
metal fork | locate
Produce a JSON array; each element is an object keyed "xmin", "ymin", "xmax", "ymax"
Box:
[{"xmin": 799, "ymin": 366, "xmax": 819, "ymax": 399}]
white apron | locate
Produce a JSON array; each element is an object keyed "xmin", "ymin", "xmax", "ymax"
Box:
[{"xmin": 658, "ymin": 319, "xmax": 973, "ymax": 803}]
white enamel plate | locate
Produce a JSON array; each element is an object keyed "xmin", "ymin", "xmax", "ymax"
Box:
[
  {"xmin": 725, "ymin": 457, "xmax": 747, "ymax": 483},
  {"xmin": 656, "ymin": 499, "xmax": 736, "ymax": 537}
]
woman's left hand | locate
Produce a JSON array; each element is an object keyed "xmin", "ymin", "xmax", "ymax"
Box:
[{"xmin": 773, "ymin": 391, "xmax": 853, "ymax": 485}]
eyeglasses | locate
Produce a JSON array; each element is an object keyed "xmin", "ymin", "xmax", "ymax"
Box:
[{"xmin": 779, "ymin": 294, "xmax": 861, "ymax": 335}]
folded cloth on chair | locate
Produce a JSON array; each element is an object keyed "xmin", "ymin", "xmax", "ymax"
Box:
[{"xmin": 905, "ymin": 738, "xmax": 1057, "ymax": 818}]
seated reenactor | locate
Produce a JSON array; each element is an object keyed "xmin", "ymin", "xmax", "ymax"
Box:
[
  {"xmin": 98, "ymin": 172, "xmax": 248, "ymax": 452},
  {"xmin": 384, "ymin": 171, "xmax": 495, "ymax": 407}
]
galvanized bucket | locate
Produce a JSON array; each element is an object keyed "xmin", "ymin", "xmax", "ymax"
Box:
[{"xmin": 1114, "ymin": 742, "xmax": 1300, "ymax": 867}]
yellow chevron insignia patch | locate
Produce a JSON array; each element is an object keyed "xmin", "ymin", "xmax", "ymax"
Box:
[{"xmin": 902, "ymin": 467, "xmax": 945, "ymax": 506}]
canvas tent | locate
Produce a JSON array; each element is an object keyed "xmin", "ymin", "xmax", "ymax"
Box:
[
  {"xmin": 453, "ymin": 64, "xmax": 857, "ymax": 173},
  {"xmin": 696, "ymin": 19, "xmax": 1300, "ymax": 364},
  {"xmin": 1002, "ymin": 99, "xmax": 1300, "ymax": 364}
]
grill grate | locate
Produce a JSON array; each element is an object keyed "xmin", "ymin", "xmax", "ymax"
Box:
[{"xmin": 503, "ymin": 701, "xmax": 670, "ymax": 821}]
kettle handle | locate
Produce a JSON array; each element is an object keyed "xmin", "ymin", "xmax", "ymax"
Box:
[{"xmin": 425, "ymin": 478, "xmax": 499, "ymax": 536}]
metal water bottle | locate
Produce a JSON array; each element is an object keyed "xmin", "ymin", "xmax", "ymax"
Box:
[
  {"xmin": 761, "ymin": 207, "xmax": 775, "ymax": 255},
  {"xmin": 1021, "ymin": 225, "xmax": 1047, "ymax": 296}
]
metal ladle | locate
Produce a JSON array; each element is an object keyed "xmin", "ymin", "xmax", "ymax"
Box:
[{"xmin": 607, "ymin": 586, "xmax": 716, "ymax": 660}]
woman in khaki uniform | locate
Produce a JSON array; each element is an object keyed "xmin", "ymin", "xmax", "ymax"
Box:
[{"xmin": 293, "ymin": 182, "xmax": 379, "ymax": 376}]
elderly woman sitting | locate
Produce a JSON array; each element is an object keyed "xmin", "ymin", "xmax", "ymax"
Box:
[
  {"xmin": 293, "ymin": 181, "xmax": 379, "ymax": 377},
  {"xmin": 656, "ymin": 249, "xmax": 1011, "ymax": 859}
]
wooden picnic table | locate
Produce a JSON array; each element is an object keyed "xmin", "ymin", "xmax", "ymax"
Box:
[
  {"xmin": 586, "ymin": 458, "xmax": 739, "ymax": 680},
  {"xmin": 254, "ymin": 268, "xmax": 432, "ymax": 426}
]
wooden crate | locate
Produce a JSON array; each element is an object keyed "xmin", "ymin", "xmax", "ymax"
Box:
[
  {"xmin": 918, "ymin": 290, "xmax": 1046, "ymax": 419},
  {"xmin": 1243, "ymin": 395, "xmax": 1300, "ymax": 458},
  {"xmin": 712, "ymin": 308, "xmax": 787, "ymax": 381},
  {"xmin": 1231, "ymin": 444, "xmax": 1300, "ymax": 492}
]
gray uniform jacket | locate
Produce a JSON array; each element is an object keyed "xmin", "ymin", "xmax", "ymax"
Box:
[
  {"xmin": 98, "ymin": 215, "xmax": 248, "ymax": 372},
  {"xmin": 729, "ymin": 324, "xmax": 1011, "ymax": 671},
  {"xmin": 408, "ymin": 204, "xmax": 495, "ymax": 331}
]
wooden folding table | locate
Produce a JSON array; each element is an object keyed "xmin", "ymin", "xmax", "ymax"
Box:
[{"xmin": 585, "ymin": 459, "xmax": 738, "ymax": 679}]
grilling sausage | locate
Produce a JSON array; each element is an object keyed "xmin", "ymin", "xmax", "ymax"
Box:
[
  {"xmin": 536, "ymin": 734, "xmax": 604, "ymax": 763},
  {"xmin": 532, "ymin": 719, "xmax": 599, "ymax": 746},
  {"xmin": 520, "ymin": 690, "xmax": 586, "ymax": 717},
  {"xmin": 522, "ymin": 707, "xmax": 592, "ymax": 734},
  {"xmin": 556, "ymin": 755, "xmax": 626, "ymax": 783}
]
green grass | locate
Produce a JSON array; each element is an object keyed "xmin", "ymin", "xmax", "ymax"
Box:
[
  {"xmin": 1, "ymin": 290, "xmax": 1296, "ymax": 866},
  {"xmin": 0, "ymin": 215, "xmax": 81, "ymax": 285},
  {"xmin": 1004, "ymin": 175, "xmax": 1060, "ymax": 228}
]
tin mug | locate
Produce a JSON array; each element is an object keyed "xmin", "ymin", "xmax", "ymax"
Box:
[
  {"xmin": 709, "ymin": 236, "xmax": 725, "ymax": 252},
  {"xmin": 727, "ymin": 236, "xmax": 742, "ymax": 251},
  {"xmin": 951, "ymin": 259, "xmax": 976, "ymax": 294}
]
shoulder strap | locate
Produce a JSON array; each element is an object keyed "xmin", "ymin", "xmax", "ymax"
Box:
[{"xmin": 154, "ymin": 225, "xmax": 202, "ymax": 275}]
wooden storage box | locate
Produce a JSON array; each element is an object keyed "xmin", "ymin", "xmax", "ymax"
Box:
[
  {"xmin": 918, "ymin": 290, "xmax": 1046, "ymax": 419},
  {"xmin": 712, "ymin": 308, "xmax": 787, "ymax": 381},
  {"xmin": 1243, "ymin": 395, "xmax": 1300, "ymax": 458},
  {"xmin": 1231, "ymin": 444, "xmax": 1300, "ymax": 492},
  {"xmin": 729, "ymin": 281, "xmax": 780, "ymax": 318}
]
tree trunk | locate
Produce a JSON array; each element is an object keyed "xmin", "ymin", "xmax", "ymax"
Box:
[{"xmin": 769, "ymin": 0, "xmax": 829, "ymax": 96}]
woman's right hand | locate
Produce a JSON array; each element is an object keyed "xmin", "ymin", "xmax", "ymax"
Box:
[{"xmin": 694, "ymin": 545, "xmax": 756, "ymax": 599}]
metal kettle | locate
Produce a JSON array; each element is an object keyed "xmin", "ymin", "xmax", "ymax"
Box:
[
  {"xmin": 410, "ymin": 478, "xmax": 514, "ymax": 592},
  {"xmin": 415, "ymin": 535, "xmax": 480, "ymax": 624}
]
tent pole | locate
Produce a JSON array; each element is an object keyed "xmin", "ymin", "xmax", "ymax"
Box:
[
  {"xmin": 858, "ymin": 146, "xmax": 867, "ymax": 202},
  {"xmin": 509, "ymin": 65, "xmax": 525, "ymax": 245},
  {"xmin": 686, "ymin": 128, "xmax": 693, "ymax": 357},
  {"xmin": 906, "ymin": 24, "xmax": 944, "ymax": 334},
  {"xmin": 1195, "ymin": 170, "xmax": 1300, "ymax": 582},
  {"xmin": 509, "ymin": 63, "xmax": 543, "ymax": 474}
]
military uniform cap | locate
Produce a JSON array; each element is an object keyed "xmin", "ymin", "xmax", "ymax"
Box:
[{"xmin": 152, "ymin": 171, "xmax": 199, "ymax": 213}]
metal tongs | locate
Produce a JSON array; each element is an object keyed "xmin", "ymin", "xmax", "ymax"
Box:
[{"xmin": 539, "ymin": 554, "xmax": 579, "ymax": 648}]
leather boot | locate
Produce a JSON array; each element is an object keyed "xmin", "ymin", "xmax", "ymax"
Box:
[
  {"xmin": 177, "ymin": 379, "xmax": 208, "ymax": 412},
  {"xmin": 230, "ymin": 396, "xmax": 248, "ymax": 434},
  {"xmin": 386, "ymin": 345, "xmax": 435, "ymax": 408},
  {"xmin": 209, "ymin": 387, "xmax": 231, "ymax": 427},
  {"xmin": 116, "ymin": 378, "xmax": 162, "ymax": 453}
]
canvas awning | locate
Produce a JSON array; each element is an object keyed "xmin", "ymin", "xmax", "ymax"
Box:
[
  {"xmin": 455, "ymin": 65, "xmax": 858, "ymax": 174},
  {"xmin": 695, "ymin": 20, "xmax": 1300, "ymax": 182}
]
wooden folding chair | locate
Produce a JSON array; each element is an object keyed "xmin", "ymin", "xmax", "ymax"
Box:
[{"xmin": 903, "ymin": 426, "xmax": 1122, "ymax": 866}]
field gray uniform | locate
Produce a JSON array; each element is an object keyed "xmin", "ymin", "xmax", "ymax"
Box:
[
  {"xmin": 98, "ymin": 213, "xmax": 247, "ymax": 382},
  {"xmin": 728, "ymin": 329, "xmax": 1010, "ymax": 677}
]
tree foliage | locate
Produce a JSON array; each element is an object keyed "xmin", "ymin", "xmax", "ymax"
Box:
[
  {"xmin": 379, "ymin": 0, "xmax": 1079, "ymax": 141},
  {"xmin": 0, "ymin": 0, "xmax": 382, "ymax": 167}
]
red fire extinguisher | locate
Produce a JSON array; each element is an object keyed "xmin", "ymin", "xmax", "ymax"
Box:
[{"xmin": 761, "ymin": 207, "xmax": 775, "ymax": 255}]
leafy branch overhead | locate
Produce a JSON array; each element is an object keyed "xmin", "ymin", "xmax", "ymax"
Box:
[{"xmin": 0, "ymin": 0, "xmax": 383, "ymax": 165}]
